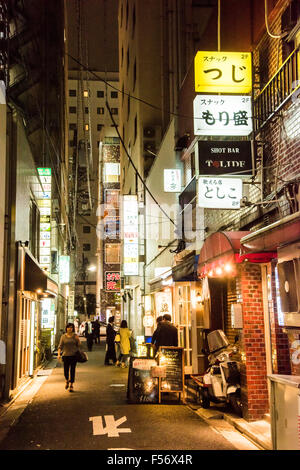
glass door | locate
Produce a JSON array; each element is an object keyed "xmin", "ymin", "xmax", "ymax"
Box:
[{"xmin": 175, "ymin": 283, "xmax": 192, "ymax": 373}]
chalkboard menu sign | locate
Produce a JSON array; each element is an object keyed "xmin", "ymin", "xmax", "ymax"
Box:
[
  {"xmin": 158, "ymin": 347, "xmax": 184, "ymax": 402},
  {"xmin": 127, "ymin": 357, "xmax": 159, "ymax": 404}
]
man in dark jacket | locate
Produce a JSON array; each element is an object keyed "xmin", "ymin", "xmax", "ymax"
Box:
[
  {"xmin": 104, "ymin": 316, "xmax": 117, "ymax": 365},
  {"xmin": 154, "ymin": 314, "xmax": 178, "ymax": 351},
  {"xmin": 151, "ymin": 316, "xmax": 163, "ymax": 351}
]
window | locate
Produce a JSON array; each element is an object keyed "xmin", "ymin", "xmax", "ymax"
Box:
[
  {"xmin": 97, "ymin": 90, "xmax": 104, "ymax": 98},
  {"xmin": 97, "ymin": 107, "xmax": 105, "ymax": 114},
  {"xmin": 83, "ymin": 243, "xmax": 91, "ymax": 251},
  {"xmin": 126, "ymin": 1, "xmax": 129, "ymax": 29},
  {"xmin": 105, "ymin": 244, "xmax": 121, "ymax": 264},
  {"xmin": 83, "ymin": 90, "xmax": 89, "ymax": 97},
  {"xmin": 132, "ymin": 5, "xmax": 136, "ymax": 37},
  {"xmin": 69, "ymin": 89, "xmax": 76, "ymax": 97},
  {"xmin": 69, "ymin": 123, "xmax": 77, "ymax": 130},
  {"xmin": 111, "ymin": 91, "xmax": 118, "ymax": 98},
  {"xmin": 127, "ymin": 48, "xmax": 130, "ymax": 74},
  {"xmin": 104, "ymin": 218, "xmax": 120, "ymax": 239},
  {"xmin": 133, "ymin": 59, "xmax": 137, "ymax": 90},
  {"xmin": 69, "ymin": 106, "xmax": 76, "ymax": 114},
  {"xmin": 103, "ymin": 163, "xmax": 120, "ymax": 183},
  {"xmin": 97, "ymin": 124, "xmax": 103, "ymax": 131},
  {"xmin": 111, "ymin": 108, "xmax": 118, "ymax": 115},
  {"xmin": 83, "ymin": 225, "xmax": 91, "ymax": 234},
  {"xmin": 85, "ymin": 107, "xmax": 89, "ymax": 114},
  {"xmin": 127, "ymin": 94, "xmax": 131, "ymax": 119},
  {"xmin": 85, "ymin": 124, "xmax": 89, "ymax": 131}
]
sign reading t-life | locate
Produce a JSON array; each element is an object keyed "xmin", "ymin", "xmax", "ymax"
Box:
[{"xmin": 194, "ymin": 95, "xmax": 252, "ymax": 136}]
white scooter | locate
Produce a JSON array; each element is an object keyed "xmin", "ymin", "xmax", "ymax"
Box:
[{"xmin": 198, "ymin": 330, "xmax": 242, "ymax": 417}]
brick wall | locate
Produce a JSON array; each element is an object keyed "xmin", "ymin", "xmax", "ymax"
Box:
[
  {"xmin": 268, "ymin": 261, "xmax": 291, "ymax": 374},
  {"xmin": 239, "ymin": 263, "xmax": 269, "ymax": 421}
]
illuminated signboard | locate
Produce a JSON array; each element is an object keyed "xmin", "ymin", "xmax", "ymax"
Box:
[
  {"xmin": 198, "ymin": 141, "xmax": 253, "ymax": 177},
  {"xmin": 198, "ymin": 177, "xmax": 242, "ymax": 209},
  {"xmin": 155, "ymin": 291, "xmax": 173, "ymax": 319},
  {"xmin": 193, "ymin": 95, "xmax": 252, "ymax": 136},
  {"xmin": 37, "ymin": 168, "xmax": 52, "ymax": 272},
  {"xmin": 59, "ymin": 255, "xmax": 70, "ymax": 284},
  {"xmin": 194, "ymin": 51, "xmax": 252, "ymax": 93},
  {"xmin": 164, "ymin": 169, "xmax": 181, "ymax": 192},
  {"xmin": 123, "ymin": 195, "xmax": 139, "ymax": 276},
  {"xmin": 105, "ymin": 271, "xmax": 121, "ymax": 291}
]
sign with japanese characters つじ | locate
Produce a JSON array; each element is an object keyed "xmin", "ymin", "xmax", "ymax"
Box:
[
  {"xmin": 193, "ymin": 95, "xmax": 252, "ymax": 136},
  {"xmin": 194, "ymin": 51, "xmax": 252, "ymax": 93},
  {"xmin": 198, "ymin": 177, "xmax": 242, "ymax": 209}
]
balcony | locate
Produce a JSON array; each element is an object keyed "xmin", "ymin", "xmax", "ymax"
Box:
[{"xmin": 254, "ymin": 46, "xmax": 300, "ymax": 131}]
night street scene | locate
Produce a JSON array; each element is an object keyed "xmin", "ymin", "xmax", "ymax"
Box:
[{"xmin": 0, "ymin": 0, "xmax": 300, "ymax": 462}]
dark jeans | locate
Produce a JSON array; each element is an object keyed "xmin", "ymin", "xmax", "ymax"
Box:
[
  {"xmin": 63, "ymin": 356, "xmax": 77, "ymax": 383},
  {"xmin": 105, "ymin": 343, "xmax": 117, "ymax": 364}
]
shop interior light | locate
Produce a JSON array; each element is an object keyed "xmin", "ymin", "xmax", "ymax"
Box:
[
  {"xmin": 196, "ymin": 292, "xmax": 203, "ymax": 304},
  {"xmin": 216, "ymin": 267, "xmax": 223, "ymax": 276},
  {"xmin": 36, "ymin": 288, "xmax": 43, "ymax": 294},
  {"xmin": 208, "ymin": 270, "xmax": 214, "ymax": 277},
  {"xmin": 224, "ymin": 263, "xmax": 233, "ymax": 273}
]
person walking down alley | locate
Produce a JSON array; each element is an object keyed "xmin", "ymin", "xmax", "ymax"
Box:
[
  {"xmin": 93, "ymin": 319, "xmax": 100, "ymax": 344},
  {"xmin": 104, "ymin": 316, "xmax": 117, "ymax": 365},
  {"xmin": 57, "ymin": 323, "xmax": 81, "ymax": 392},
  {"xmin": 154, "ymin": 314, "xmax": 178, "ymax": 351},
  {"xmin": 85, "ymin": 320, "xmax": 94, "ymax": 351},
  {"xmin": 119, "ymin": 320, "xmax": 131, "ymax": 368}
]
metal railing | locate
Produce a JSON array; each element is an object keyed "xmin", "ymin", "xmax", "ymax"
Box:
[{"xmin": 254, "ymin": 46, "xmax": 300, "ymax": 131}]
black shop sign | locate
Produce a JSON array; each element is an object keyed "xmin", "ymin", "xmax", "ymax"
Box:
[{"xmin": 198, "ymin": 141, "xmax": 253, "ymax": 177}]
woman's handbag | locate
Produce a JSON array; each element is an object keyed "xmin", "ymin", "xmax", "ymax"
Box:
[{"xmin": 75, "ymin": 349, "xmax": 88, "ymax": 363}]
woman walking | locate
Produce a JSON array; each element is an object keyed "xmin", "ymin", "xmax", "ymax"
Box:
[
  {"xmin": 57, "ymin": 323, "xmax": 81, "ymax": 392},
  {"xmin": 119, "ymin": 320, "xmax": 131, "ymax": 368}
]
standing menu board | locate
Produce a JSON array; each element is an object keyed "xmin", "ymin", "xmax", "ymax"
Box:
[
  {"xmin": 127, "ymin": 357, "xmax": 159, "ymax": 404},
  {"xmin": 158, "ymin": 347, "xmax": 184, "ymax": 403}
]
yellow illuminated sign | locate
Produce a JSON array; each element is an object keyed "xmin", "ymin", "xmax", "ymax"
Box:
[{"xmin": 195, "ymin": 51, "xmax": 252, "ymax": 93}]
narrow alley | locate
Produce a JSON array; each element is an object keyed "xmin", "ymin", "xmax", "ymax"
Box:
[{"xmin": 0, "ymin": 339, "xmax": 257, "ymax": 452}]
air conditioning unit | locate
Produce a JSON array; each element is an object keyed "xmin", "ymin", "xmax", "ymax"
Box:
[{"xmin": 277, "ymin": 241, "xmax": 300, "ymax": 327}]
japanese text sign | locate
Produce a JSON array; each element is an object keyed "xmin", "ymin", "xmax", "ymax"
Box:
[
  {"xmin": 198, "ymin": 177, "xmax": 242, "ymax": 209},
  {"xmin": 198, "ymin": 141, "xmax": 253, "ymax": 177},
  {"xmin": 105, "ymin": 271, "xmax": 121, "ymax": 291},
  {"xmin": 164, "ymin": 169, "xmax": 181, "ymax": 192},
  {"xmin": 195, "ymin": 51, "xmax": 252, "ymax": 93},
  {"xmin": 193, "ymin": 95, "xmax": 252, "ymax": 136},
  {"xmin": 123, "ymin": 195, "xmax": 139, "ymax": 276}
]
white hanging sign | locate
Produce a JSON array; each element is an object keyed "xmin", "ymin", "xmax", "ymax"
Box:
[
  {"xmin": 193, "ymin": 95, "xmax": 252, "ymax": 136},
  {"xmin": 198, "ymin": 177, "xmax": 242, "ymax": 209},
  {"xmin": 164, "ymin": 169, "xmax": 181, "ymax": 192}
]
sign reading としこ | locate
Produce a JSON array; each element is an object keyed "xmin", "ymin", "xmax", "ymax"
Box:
[
  {"xmin": 198, "ymin": 177, "xmax": 243, "ymax": 209},
  {"xmin": 194, "ymin": 51, "xmax": 252, "ymax": 94},
  {"xmin": 198, "ymin": 141, "xmax": 253, "ymax": 177},
  {"xmin": 193, "ymin": 95, "xmax": 252, "ymax": 136},
  {"xmin": 105, "ymin": 271, "xmax": 121, "ymax": 291}
]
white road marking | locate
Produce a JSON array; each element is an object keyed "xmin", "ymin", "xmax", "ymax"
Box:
[{"xmin": 89, "ymin": 415, "xmax": 132, "ymax": 437}]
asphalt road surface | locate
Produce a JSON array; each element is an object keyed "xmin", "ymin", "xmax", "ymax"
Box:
[{"xmin": 0, "ymin": 340, "xmax": 236, "ymax": 451}]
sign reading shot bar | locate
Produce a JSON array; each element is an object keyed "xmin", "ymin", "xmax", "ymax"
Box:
[
  {"xmin": 193, "ymin": 95, "xmax": 252, "ymax": 136},
  {"xmin": 198, "ymin": 177, "xmax": 242, "ymax": 209},
  {"xmin": 198, "ymin": 141, "xmax": 253, "ymax": 177}
]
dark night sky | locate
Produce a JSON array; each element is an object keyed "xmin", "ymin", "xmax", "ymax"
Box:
[{"xmin": 66, "ymin": 0, "xmax": 119, "ymax": 72}]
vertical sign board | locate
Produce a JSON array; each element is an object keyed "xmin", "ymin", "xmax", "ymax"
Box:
[
  {"xmin": 193, "ymin": 95, "xmax": 252, "ymax": 136},
  {"xmin": 158, "ymin": 347, "xmax": 184, "ymax": 403},
  {"xmin": 127, "ymin": 357, "xmax": 159, "ymax": 404},
  {"xmin": 36, "ymin": 168, "xmax": 52, "ymax": 272},
  {"xmin": 164, "ymin": 169, "xmax": 182, "ymax": 192},
  {"xmin": 123, "ymin": 195, "xmax": 139, "ymax": 276},
  {"xmin": 194, "ymin": 51, "xmax": 252, "ymax": 94},
  {"xmin": 59, "ymin": 255, "xmax": 70, "ymax": 284},
  {"xmin": 105, "ymin": 271, "xmax": 121, "ymax": 291}
]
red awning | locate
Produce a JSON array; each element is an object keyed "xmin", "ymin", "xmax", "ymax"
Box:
[
  {"xmin": 197, "ymin": 231, "xmax": 250, "ymax": 278},
  {"xmin": 197, "ymin": 231, "xmax": 277, "ymax": 279}
]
